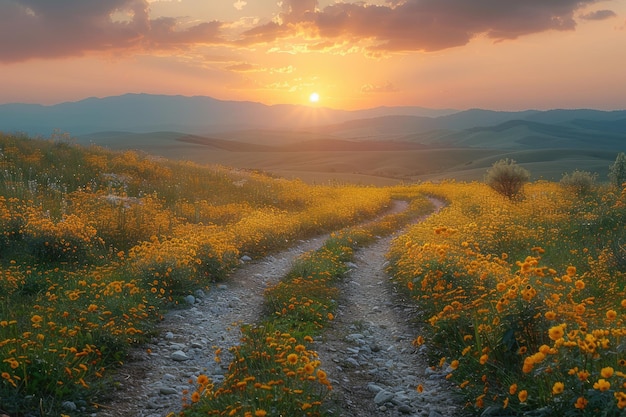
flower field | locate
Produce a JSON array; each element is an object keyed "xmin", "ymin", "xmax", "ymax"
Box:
[
  {"xmin": 0, "ymin": 133, "xmax": 393, "ymax": 415},
  {"xmin": 388, "ymin": 181, "xmax": 626, "ymax": 415},
  {"xmin": 2, "ymin": 132, "xmax": 624, "ymax": 417}
]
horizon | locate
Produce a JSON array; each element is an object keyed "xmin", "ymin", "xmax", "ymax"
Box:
[
  {"xmin": 2, "ymin": 92, "xmax": 626, "ymax": 113},
  {"xmin": 1, "ymin": 1, "xmax": 625, "ymax": 111}
]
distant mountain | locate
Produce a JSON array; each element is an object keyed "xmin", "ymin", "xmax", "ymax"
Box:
[
  {"xmin": 2, "ymin": 94, "xmax": 624, "ymax": 155},
  {"xmin": 0, "ymin": 93, "xmax": 456, "ymax": 136},
  {"xmin": 318, "ymin": 109, "xmax": 626, "ymax": 140},
  {"xmin": 400, "ymin": 119, "xmax": 626, "ymax": 150},
  {"xmin": 319, "ymin": 110, "xmax": 626, "ymax": 150}
]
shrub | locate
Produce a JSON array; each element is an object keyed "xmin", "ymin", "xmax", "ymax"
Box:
[
  {"xmin": 485, "ymin": 159, "xmax": 530, "ymax": 199},
  {"xmin": 560, "ymin": 170, "xmax": 597, "ymax": 195},
  {"xmin": 609, "ymin": 152, "xmax": 626, "ymax": 188}
]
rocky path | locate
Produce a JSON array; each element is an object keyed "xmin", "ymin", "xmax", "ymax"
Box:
[
  {"xmin": 96, "ymin": 235, "xmax": 330, "ymax": 417},
  {"xmin": 95, "ymin": 199, "xmax": 462, "ymax": 417},
  {"xmin": 316, "ymin": 199, "xmax": 462, "ymax": 416}
]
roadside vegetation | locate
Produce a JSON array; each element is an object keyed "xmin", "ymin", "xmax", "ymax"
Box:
[
  {"xmin": 1, "ymin": 132, "xmax": 624, "ymax": 416},
  {"xmin": 388, "ymin": 176, "xmax": 626, "ymax": 416}
]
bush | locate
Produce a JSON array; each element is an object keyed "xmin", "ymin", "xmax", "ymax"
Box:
[
  {"xmin": 609, "ymin": 152, "xmax": 626, "ymax": 188},
  {"xmin": 485, "ymin": 159, "xmax": 530, "ymax": 199},
  {"xmin": 560, "ymin": 170, "xmax": 597, "ymax": 195}
]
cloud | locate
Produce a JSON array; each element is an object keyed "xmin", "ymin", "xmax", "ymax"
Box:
[
  {"xmin": 240, "ymin": 0, "xmax": 600, "ymax": 53},
  {"xmin": 579, "ymin": 9, "xmax": 617, "ymax": 21},
  {"xmin": 0, "ymin": 0, "xmax": 611, "ymax": 64},
  {"xmin": 361, "ymin": 82, "xmax": 398, "ymax": 94},
  {"xmin": 233, "ymin": 0, "xmax": 247, "ymax": 11},
  {"xmin": 0, "ymin": 0, "xmax": 224, "ymax": 63},
  {"xmin": 225, "ymin": 62, "xmax": 295, "ymax": 74},
  {"xmin": 280, "ymin": 0, "xmax": 318, "ymax": 23},
  {"xmin": 225, "ymin": 62, "xmax": 258, "ymax": 72}
]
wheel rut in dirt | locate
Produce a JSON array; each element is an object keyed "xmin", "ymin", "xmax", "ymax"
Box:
[
  {"xmin": 96, "ymin": 200, "xmax": 411, "ymax": 417},
  {"xmin": 316, "ymin": 198, "xmax": 461, "ymax": 417},
  {"xmin": 97, "ymin": 235, "xmax": 330, "ymax": 417}
]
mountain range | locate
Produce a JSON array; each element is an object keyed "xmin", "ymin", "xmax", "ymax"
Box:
[
  {"xmin": 0, "ymin": 93, "xmax": 456, "ymax": 136},
  {"xmin": 1, "ymin": 94, "xmax": 624, "ymax": 183}
]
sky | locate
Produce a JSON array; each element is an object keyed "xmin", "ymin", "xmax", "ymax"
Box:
[{"xmin": 0, "ymin": 0, "xmax": 625, "ymax": 111}]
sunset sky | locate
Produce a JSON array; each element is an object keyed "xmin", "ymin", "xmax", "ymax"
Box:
[{"xmin": 1, "ymin": 0, "xmax": 625, "ymax": 111}]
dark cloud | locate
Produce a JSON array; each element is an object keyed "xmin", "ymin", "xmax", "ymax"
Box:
[
  {"xmin": 0, "ymin": 0, "xmax": 611, "ymax": 63},
  {"xmin": 579, "ymin": 9, "xmax": 617, "ymax": 20},
  {"xmin": 241, "ymin": 0, "xmax": 601, "ymax": 52},
  {"xmin": 281, "ymin": 0, "xmax": 318, "ymax": 23},
  {"xmin": 0, "ymin": 0, "xmax": 224, "ymax": 63}
]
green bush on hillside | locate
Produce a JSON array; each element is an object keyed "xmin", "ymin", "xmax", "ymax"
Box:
[
  {"xmin": 560, "ymin": 170, "xmax": 597, "ymax": 196},
  {"xmin": 609, "ymin": 152, "xmax": 626, "ymax": 188},
  {"xmin": 485, "ymin": 158, "xmax": 530, "ymax": 199}
]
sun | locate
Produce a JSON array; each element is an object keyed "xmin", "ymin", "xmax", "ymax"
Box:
[{"xmin": 309, "ymin": 92, "xmax": 320, "ymax": 103}]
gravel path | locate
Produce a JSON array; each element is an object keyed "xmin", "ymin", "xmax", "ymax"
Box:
[
  {"xmin": 316, "ymin": 199, "xmax": 462, "ymax": 417},
  {"xmin": 96, "ymin": 235, "xmax": 330, "ymax": 417},
  {"xmin": 95, "ymin": 199, "xmax": 462, "ymax": 417}
]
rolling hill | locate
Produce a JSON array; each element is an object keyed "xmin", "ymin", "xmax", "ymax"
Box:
[{"xmin": 2, "ymin": 94, "xmax": 624, "ymax": 184}]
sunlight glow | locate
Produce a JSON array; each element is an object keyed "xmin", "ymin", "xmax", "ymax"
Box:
[{"xmin": 309, "ymin": 92, "xmax": 320, "ymax": 103}]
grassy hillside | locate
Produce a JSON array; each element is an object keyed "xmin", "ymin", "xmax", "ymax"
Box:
[
  {"xmin": 74, "ymin": 130, "xmax": 621, "ymax": 184},
  {"xmin": 73, "ymin": 115, "xmax": 623, "ymax": 185},
  {"xmin": 0, "ymin": 133, "xmax": 393, "ymax": 415},
  {"xmin": 1, "ymin": 132, "xmax": 624, "ymax": 416}
]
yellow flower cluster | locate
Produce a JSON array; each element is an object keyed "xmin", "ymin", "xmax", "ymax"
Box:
[
  {"xmin": 186, "ymin": 330, "xmax": 330, "ymax": 416},
  {"xmin": 388, "ymin": 181, "xmax": 626, "ymax": 415}
]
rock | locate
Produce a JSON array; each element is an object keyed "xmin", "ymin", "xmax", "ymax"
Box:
[
  {"xmin": 373, "ymin": 390, "xmax": 394, "ymax": 405},
  {"xmin": 367, "ymin": 383, "xmax": 383, "ymax": 393},
  {"xmin": 184, "ymin": 295, "xmax": 196, "ymax": 305},
  {"xmin": 61, "ymin": 401, "xmax": 77, "ymax": 411},
  {"xmin": 171, "ymin": 350, "xmax": 190, "ymax": 361},
  {"xmin": 159, "ymin": 386, "xmax": 178, "ymax": 395},
  {"xmin": 164, "ymin": 332, "xmax": 175, "ymax": 340},
  {"xmin": 345, "ymin": 357, "xmax": 360, "ymax": 367},
  {"xmin": 194, "ymin": 289, "xmax": 206, "ymax": 299},
  {"xmin": 146, "ymin": 400, "xmax": 163, "ymax": 409},
  {"xmin": 170, "ymin": 343, "xmax": 186, "ymax": 350},
  {"xmin": 346, "ymin": 333, "xmax": 365, "ymax": 342},
  {"xmin": 398, "ymin": 404, "xmax": 413, "ymax": 414},
  {"xmin": 240, "ymin": 255, "xmax": 252, "ymax": 262}
]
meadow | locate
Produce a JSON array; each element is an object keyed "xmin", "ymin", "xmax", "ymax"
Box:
[
  {"xmin": 0, "ymin": 132, "xmax": 624, "ymax": 416},
  {"xmin": 0, "ymin": 133, "xmax": 393, "ymax": 415},
  {"xmin": 388, "ymin": 180, "xmax": 626, "ymax": 416}
]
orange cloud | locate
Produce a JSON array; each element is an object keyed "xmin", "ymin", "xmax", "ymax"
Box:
[{"xmin": 361, "ymin": 82, "xmax": 398, "ymax": 94}]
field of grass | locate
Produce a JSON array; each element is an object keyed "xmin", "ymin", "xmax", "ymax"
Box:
[
  {"xmin": 1, "ymin": 132, "xmax": 624, "ymax": 416},
  {"xmin": 75, "ymin": 130, "xmax": 619, "ymax": 185}
]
